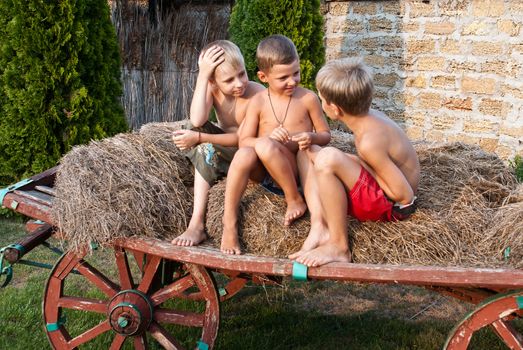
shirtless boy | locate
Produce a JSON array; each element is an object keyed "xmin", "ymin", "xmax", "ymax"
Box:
[
  {"xmin": 221, "ymin": 34, "xmax": 331, "ymax": 255},
  {"xmin": 172, "ymin": 40, "xmax": 263, "ymax": 246},
  {"xmin": 290, "ymin": 57, "xmax": 420, "ymax": 267}
]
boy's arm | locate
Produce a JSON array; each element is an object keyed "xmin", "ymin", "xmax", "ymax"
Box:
[
  {"xmin": 359, "ymin": 137, "xmax": 414, "ymax": 204},
  {"xmin": 291, "ymin": 93, "xmax": 331, "ymax": 149},
  {"xmin": 238, "ymin": 96, "xmax": 262, "ymax": 148},
  {"xmin": 190, "ymin": 46, "xmax": 224, "ymax": 127}
]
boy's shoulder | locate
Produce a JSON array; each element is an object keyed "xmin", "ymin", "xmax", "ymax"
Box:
[
  {"xmin": 245, "ymin": 81, "xmax": 265, "ymax": 96},
  {"xmin": 293, "ymin": 86, "xmax": 319, "ymax": 102}
]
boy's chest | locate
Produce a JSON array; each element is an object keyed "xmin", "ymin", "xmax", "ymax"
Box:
[
  {"xmin": 259, "ymin": 104, "xmax": 312, "ymax": 133},
  {"xmin": 214, "ymin": 99, "xmax": 249, "ymax": 129}
]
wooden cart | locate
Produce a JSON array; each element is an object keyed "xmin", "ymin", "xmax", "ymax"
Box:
[{"xmin": 1, "ymin": 167, "xmax": 523, "ymax": 350}]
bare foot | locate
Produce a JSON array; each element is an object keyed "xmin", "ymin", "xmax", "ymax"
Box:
[
  {"xmin": 171, "ymin": 226, "xmax": 206, "ymax": 246},
  {"xmin": 288, "ymin": 223, "xmax": 329, "ymax": 260},
  {"xmin": 295, "ymin": 243, "xmax": 351, "ymax": 267},
  {"xmin": 284, "ymin": 198, "xmax": 307, "ymax": 226},
  {"xmin": 220, "ymin": 224, "xmax": 242, "ymax": 255}
]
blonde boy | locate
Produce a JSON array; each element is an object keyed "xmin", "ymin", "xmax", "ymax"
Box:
[
  {"xmin": 221, "ymin": 34, "xmax": 331, "ymax": 255},
  {"xmin": 172, "ymin": 40, "xmax": 264, "ymax": 246},
  {"xmin": 290, "ymin": 57, "xmax": 420, "ymax": 267}
]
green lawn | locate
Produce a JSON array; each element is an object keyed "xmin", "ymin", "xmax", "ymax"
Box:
[{"xmin": 0, "ymin": 218, "xmax": 518, "ymax": 349}]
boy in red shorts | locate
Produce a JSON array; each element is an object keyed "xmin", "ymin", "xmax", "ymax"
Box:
[{"xmin": 289, "ymin": 57, "xmax": 420, "ymax": 267}]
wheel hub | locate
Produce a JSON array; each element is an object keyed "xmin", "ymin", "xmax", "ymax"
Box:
[{"xmin": 107, "ymin": 289, "xmax": 154, "ymax": 336}]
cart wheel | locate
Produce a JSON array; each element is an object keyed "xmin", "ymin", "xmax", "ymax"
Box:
[
  {"xmin": 43, "ymin": 246, "xmax": 220, "ymax": 349},
  {"xmin": 444, "ymin": 290, "xmax": 523, "ymax": 350}
]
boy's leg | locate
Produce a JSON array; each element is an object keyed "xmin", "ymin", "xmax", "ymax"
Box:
[
  {"xmin": 254, "ymin": 137, "xmax": 307, "ymax": 226},
  {"xmin": 171, "ymin": 169, "xmax": 210, "ymax": 246},
  {"xmin": 289, "ymin": 147, "xmax": 330, "ymax": 259},
  {"xmin": 294, "ymin": 147, "xmax": 360, "ymax": 267},
  {"xmin": 222, "ymin": 147, "xmax": 265, "ymax": 255}
]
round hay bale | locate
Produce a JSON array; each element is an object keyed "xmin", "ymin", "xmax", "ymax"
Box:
[{"xmin": 52, "ymin": 131, "xmax": 192, "ymax": 251}]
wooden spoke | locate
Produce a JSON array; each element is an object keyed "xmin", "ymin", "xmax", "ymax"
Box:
[
  {"xmin": 58, "ymin": 296, "xmax": 107, "ymax": 313},
  {"xmin": 154, "ymin": 309, "xmax": 205, "ymax": 327},
  {"xmin": 148, "ymin": 322, "xmax": 184, "ymax": 350},
  {"xmin": 491, "ymin": 319, "xmax": 523, "ymax": 349},
  {"xmin": 109, "ymin": 333, "xmax": 127, "ymax": 350},
  {"xmin": 151, "ymin": 275, "xmax": 195, "ymax": 306},
  {"xmin": 444, "ymin": 290, "xmax": 523, "ymax": 349},
  {"xmin": 137, "ymin": 255, "xmax": 162, "ymax": 294},
  {"xmin": 76, "ymin": 260, "xmax": 119, "ymax": 297},
  {"xmin": 115, "ymin": 248, "xmax": 134, "ymax": 290},
  {"xmin": 134, "ymin": 334, "xmax": 148, "ymax": 350},
  {"xmin": 68, "ymin": 321, "xmax": 112, "ymax": 348}
]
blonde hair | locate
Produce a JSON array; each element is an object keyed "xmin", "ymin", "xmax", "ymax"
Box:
[
  {"xmin": 256, "ymin": 34, "xmax": 299, "ymax": 73},
  {"xmin": 316, "ymin": 57, "xmax": 374, "ymax": 116},
  {"xmin": 201, "ymin": 40, "xmax": 245, "ymax": 78}
]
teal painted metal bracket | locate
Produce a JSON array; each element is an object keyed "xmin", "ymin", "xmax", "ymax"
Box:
[
  {"xmin": 196, "ymin": 340, "xmax": 209, "ymax": 350},
  {"xmin": 292, "ymin": 262, "xmax": 308, "ymax": 281},
  {"xmin": 0, "ymin": 178, "xmax": 33, "ymax": 205}
]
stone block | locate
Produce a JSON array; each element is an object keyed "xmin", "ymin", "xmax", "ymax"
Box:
[
  {"xmin": 461, "ymin": 77, "xmax": 496, "ymax": 94},
  {"xmin": 369, "ymin": 17, "xmax": 395, "ymax": 32},
  {"xmin": 472, "ymin": 0, "xmax": 504, "ymax": 17},
  {"xmin": 440, "ymin": 40, "xmax": 461, "ymax": 54},
  {"xmin": 330, "ymin": 2, "xmax": 350, "ymax": 16},
  {"xmin": 463, "ymin": 119, "xmax": 499, "ymax": 133},
  {"xmin": 479, "ymin": 98, "xmax": 509, "ymax": 117},
  {"xmin": 471, "ymin": 42, "xmax": 504, "ymax": 56},
  {"xmin": 444, "ymin": 97, "xmax": 473, "ymax": 110},
  {"xmin": 406, "ymin": 39, "xmax": 435, "ymax": 54},
  {"xmin": 425, "ymin": 21, "xmax": 456, "ymax": 35},
  {"xmin": 417, "ymin": 56, "xmax": 446, "ymax": 71},
  {"xmin": 497, "ymin": 20, "xmax": 520, "ymax": 36},
  {"xmin": 431, "ymin": 75, "xmax": 456, "ymax": 89},
  {"xmin": 408, "ymin": 1, "xmax": 434, "ymax": 17},
  {"xmin": 352, "ymin": 2, "xmax": 378, "ymax": 15},
  {"xmin": 419, "ymin": 92, "xmax": 444, "ymax": 109},
  {"xmin": 405, "ymin": 75, "xmax": 427, "ymax": 88},
  {"xmin": 462, "ymin": 21, "xmax": 491, "ymax": 36}
]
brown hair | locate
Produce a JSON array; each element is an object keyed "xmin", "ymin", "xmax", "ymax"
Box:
[
  {"xmin": 316, "ymin": 57, "xmax": 374, "ymax": 116},
  {"xmin": 201, "ymin": 40, "xmax": 245, "ymax": 78},
  {"xmin": 256, "ymin": 34, "xmax": 299, "ymax": 73}
]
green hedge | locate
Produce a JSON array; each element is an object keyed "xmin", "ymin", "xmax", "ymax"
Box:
[
  {"xmin": 0, "ymin": 0, "xmax": 127, "ymax": 186},
  {"xmin": 229, "ymin": 0, "xmax": 325, "ymax": 90}
]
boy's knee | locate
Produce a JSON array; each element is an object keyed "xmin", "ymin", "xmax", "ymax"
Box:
[
  {"xmin": 254, "ymin": 137, "xmax": 279, "ymax": 159},
  {"xmin": 314, "ymin": 147, "xmax": 343, "ymax": 172},
  {"xmin": 232, "ymin": 148, "xmax": 257, "ymax": 168}
]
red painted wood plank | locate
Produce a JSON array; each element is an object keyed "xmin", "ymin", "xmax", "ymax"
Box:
[{"xmin": 117, "ymin": 237, "xmax": 523, "ymax": 289}]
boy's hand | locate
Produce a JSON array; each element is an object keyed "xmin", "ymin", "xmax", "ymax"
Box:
[
  {"xmin": 291, "ymin": 132, "xmax": 312, "ymax": 150},
  {"xmin": 198, "ymin": 45, "xmax": 225, "ymax": 79},
  {"xmin": 269, "ymin": 126, "xmax": 290, "ymax": 144},
  {"xmin": 172, "ymin": 130, "xmax": 200, "ymax": 150}
]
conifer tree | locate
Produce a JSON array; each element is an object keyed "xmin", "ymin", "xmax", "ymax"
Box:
[
  {"xmin": 229, "ymin": 0, "xmax": 325, "ymax": 90},
  {"xmin": 0, "ymin": 0, "xmax": 127, "ymax": 185}
]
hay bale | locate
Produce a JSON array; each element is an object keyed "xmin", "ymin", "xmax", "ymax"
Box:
[
  {"xmin": 206, "ymin": 139, "xmax": 520, "ymax": 268},
  {"xmin": 206, "ymin": 181, "xmax": 310, "ymax": 256},
  {"xmin": 53, "ymin": 129, "xmax": 192, "ymax": 251}
]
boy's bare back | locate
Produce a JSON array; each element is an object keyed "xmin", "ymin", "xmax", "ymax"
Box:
[{"xmin": 352, "ymin": 109, "xmax": 419, "ymax": 203}]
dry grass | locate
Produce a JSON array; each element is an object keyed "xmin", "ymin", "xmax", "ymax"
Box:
[{"xmin": 53, "ymin": 125, "xmax": 522, "ymax": 268}]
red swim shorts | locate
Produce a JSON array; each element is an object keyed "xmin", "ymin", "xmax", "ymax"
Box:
[{"xmin": 347, "ymin": 167, "xmax": 395, "ymax": 222}]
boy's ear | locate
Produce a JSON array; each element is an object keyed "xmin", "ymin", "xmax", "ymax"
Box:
[
  {"xmin": 330, "ymin": 102, "xmax": 343, "ymax": 117},
  {"xmin": 257, "ymin": 70, "xmax": 268, "ymax": 83}
]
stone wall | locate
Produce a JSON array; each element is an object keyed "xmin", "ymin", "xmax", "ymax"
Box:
[{"xmin": 322, "ymin": 0, "xmax": 522, "ymax": 159}]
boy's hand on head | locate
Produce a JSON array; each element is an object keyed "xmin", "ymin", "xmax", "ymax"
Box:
[
  {"xmin": 172, "ymin": 129, "xmax": 200, "ymax": 150},
  {"xmin": 269, "ymin": 126, "xmax": 290, "ymax": 144},
  {"xmin": 291, "ymin": 132, "xmax": 312, "ymax": 150},
  {"xmin": 198, "ymin": 45, "xmax": 225, "ymax": 78}
]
